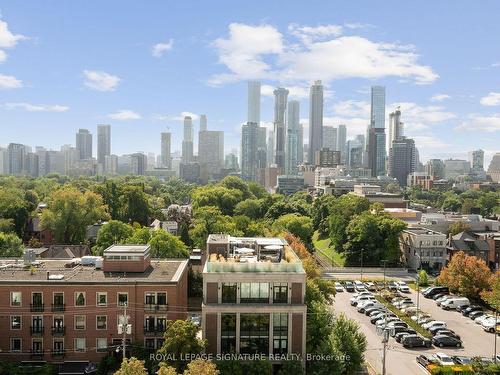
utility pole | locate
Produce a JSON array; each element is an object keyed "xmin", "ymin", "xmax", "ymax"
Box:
[
  {"xmin": 382, "ymin": 314, "xmax": 388, "ymax": 375},
  {"xmin": 381, "ymin": 260, "xmax": 387, "ymax": 290},
  {"xmin": 495, "ymin": 307, "xmax": 498, "ymax": 363},
  {"xmin": 118, "ymin": 302, "xmax": 130, "ymax": 362},
  {"xmin": 360, "ymin": 247, "xmax": 364, "ymax": 282},
  {"xmin": 416, "ymin": 244, "xmax": 422, "ymax": 322}
]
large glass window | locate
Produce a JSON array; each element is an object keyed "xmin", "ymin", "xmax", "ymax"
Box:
[
  {"xmin": 145, "ymin": 292, "xmax": 156, "ymax": 305},
  {"xmin": 75, "ymin": 292, "xmax": 85, "ymax": 307},
  {"xmin": 240, "ymin": 283, "xmax": 269, "ymax": 303},
  {"xmin": 10, "ymin": 292, "xmax": 22, "ymax": 307},
  {"xmin": 11, "ymin": 316, "xmax": 21, "ymax": 330},
  {"xmin": 118, "ymin": 293, "xmax": 128, "ymax": 307},
  {"xmin": 97, "ymin": 292, "xmax": 107, "ymax": 306},
  {"xmin": 221, "ymin": 283, "xmax": 237, "ymax": 303},
  {"xmin": 157, "ymin": 293, "xmax": 167, "ymax": 306},
  {"xmin": 74, "ymin": 338, "xmax": 86, "ymax": 352},
  {"xmin": 75, "ymin": 315, "xmax": 86, "ymax": 330},
  {"xmin": 221, "ymin": 314, "xmax": 236, "ymax": 354},
  {"xmin": 273, "ymin": 283, "xmax": 288, "ymax": 303},
  {"xmin": 240, "ymin": 314, "xmax": 269, "ymax": 355},
  {"xmin": 10, "ymin": 338, "xmax": 21, "ymax": 352},
  {"xmin": 97, "ymin": 316, "xmax": 107, "ymax": 330},
  {"xmin": 96, "ymin": 338, "xmax": 107, "ymax": 352},
  {"xmin": 273, "ymin": 313, "xmax": 288, "ymax": 355}
]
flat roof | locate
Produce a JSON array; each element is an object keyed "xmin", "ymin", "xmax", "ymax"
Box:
[
  {"xmin": 104, "ymin": 245, "xmax": 150, "ymax": 254},
  {"xmin": 0, "ymin": 259, "xmax": 188, "ymax": 284},
  {"xmin": 404, "ymin": 228, "xmax": 446, "ymax": 236}
]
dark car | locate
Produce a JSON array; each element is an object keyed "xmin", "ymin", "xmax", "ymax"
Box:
[
  {"xmin": 432, "ymin": 335, "xmax": 462, "ymax": 348},
  {"xmin": 462, "ymin": 305, "xmax": 483, "ymax": 317},
  {"xmin": 434, "ymin": 330, "xmax": 461, "ymax": 340},
  {"xmin": 370, "ymin": 313, "xmax": 396, "ymax": 324},
  {"xmin": 344, "ymin": 281, "xmax": 355, "ymax": 292},
  {"xmin": 365, "ymin": 307, "xmax": 383, "ymax": 316},
  {"xmin": 416, "ymin": 354, "xmax": 437, "ymax": 367},
  {"xmin": 452, "ymin": 356, "xmax": 471, "ymax": 365},
  {"xmin": 429, "ymin": 326, "xmax": 457, "ymax": 336},
  {"xmin": 423, "ymin": 286, "xmax": 449, "ymax": 299},
  {"xmin": 402, "ymin": 335, "xmax": 432, "ymax": 348},
  {"xmin": 432, "ymin": 292, "xmax": 447, "ymax": 300},
  {"xmin": 469, "ymin": 311, "xmax": 486, "ymax": 320},
  {"xmin": 391, "ymin": 326, "xmax": 414, "ymax": 337},
  {"xmin": 395, "ymin": 330, "xmax": 417, "ymax": 343}
]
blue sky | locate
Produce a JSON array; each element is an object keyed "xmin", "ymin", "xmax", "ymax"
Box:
[{"xmin": 0, "ymin": 0, "xmax": 499, "ymax": 165}]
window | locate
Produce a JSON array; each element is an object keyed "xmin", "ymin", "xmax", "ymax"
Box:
[
  {"xmin": 240, "ymin": 283, "xmax": 269, "ymax": 303},
  {"xmin": 157, "ymin": 292, "xmax": 167, "ymax": 306},
  {"xmin": 32, "ymin": 339, "xmax": 43, "ymax": 353},
  {"xmin": 96, "ymin": 338, "xmax": 107, "ymax": 352},
  {"xmin": 273, "ymin": 313, "xmax": 288, "ymax": 355},
  {"xmin": 96, "ymin": 316, "xmax": 107, "ymax": 330},
  {"xmin": 74, "ymin": 338, "xmax": 86, "ymax": 352},
  {"xmin": 118, "ymin": 293, "xmax": 128, "ymax": 307},
  {"xmin": 145, "ymin": 338, "xmax": 155, "ymax": 350},
  {"xmin": 11, "ymin": 316, "xmax": 21, "ymax": 330},
  {"xmin": 10, "ymin": 338, "xmax": 21, "ymax": 352},
  {"xmin": 273, "ymin": 283, "xmax": 288, "ymax": 303},
  {"xmin": 32, "ymin": 292, "xmax": 43, "ymax": 306},
  {"xmin": 10, "ymin": 292, "xmax": 22, "ymax": 307},
  {"xmin": 156, "ymin": 317, "xmax": 167, "ymax": 332},
  {"xmin": 53, "ymin": 339, "xmax": 64, "ymax": 353},
  {"xmin": 240, "ymin": 314, "xmax": 269, "ymax": 355},
  {"xmin": 221, "ymin": 283, "xmax": 237, "ymax": 303},
  {"xmin": 145, "ymin": 292, "xmax": 168, "ymax": 307},
  {"xmin": 221, "ymin": 314, "xmax": 236, "ymax": 354},
  {"xmin": 97, "ymin": 292, "xmax": 107, "ymax": 307},
  {"xmin": 32, "ymin": 316, "xmax": 43, "ymax": 332},
  {"xmin": 75, "ymin": 292, "xmax": 85, "ymax": 307},
  {"xmin": 145, "ymin": 292, "xmax": 155, "ymax": 305},
  {"xmin": 75, "ymin": 315, "xmax": 86, "ymax": 330},
  {"xmin": 53, "ymin": 292, "xmax": 64, "ymax": 308}
]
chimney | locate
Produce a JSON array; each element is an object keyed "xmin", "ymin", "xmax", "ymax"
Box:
[{"xmin": 46, "ymin": 271, "xmax": 50, "ymax": 280}]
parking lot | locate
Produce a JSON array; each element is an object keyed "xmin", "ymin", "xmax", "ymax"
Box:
[{"xmin": 331, "ymin": 285, "xmax": 498, "ymax": 375}]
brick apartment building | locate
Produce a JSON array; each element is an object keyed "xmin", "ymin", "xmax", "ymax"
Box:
[
  {"xmin": 0, "ymin": 244, "xmax": 188, "ymax": 366},
  {"xmin": 202, "ymin": 235, "xmax": 307, "ymax": 369}
]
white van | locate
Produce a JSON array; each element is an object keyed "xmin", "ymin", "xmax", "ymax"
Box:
[{"xmin": 441, "ymin": 297, "xmax": 470, "ymax": 310}]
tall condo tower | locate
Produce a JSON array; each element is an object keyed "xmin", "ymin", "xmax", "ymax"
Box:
[
  {"xmin": 75, "ymin": 129, "xmax": 92, "ymax": 160},
  {"xmin": 97, "ymin": 124, "xmax": 111, "ymax": 166},
  {"xmin": 273, "ymin": 87, "xmax": 289, "ymax": 171},
  {"xmin": 160, "ymin": 132, "xmax": 172, "ymax": 169},
  {"xmin": 182, "ymin": 116, "xmax": 194, "ymax": 163},
  {"xmin": 308, "ymin": 80, "xmax": 324, "ymax": 164},
  {"xmin": 248, "ymin": 81, "xmax": 261, "ymax": 124},
  {"xmin": 337, "ymin": 124, "xmax": 347, "ymax": 164},
  {"xmin": 368, "ymin": 86, "xmax": 387, "ymax": 176},
  {"xmin": 286, "ymin": 100, "xmax": 300, "ymax": 175},
  {"xmin": 241, "ymin": 122, "xmax": 259, "ymax": 181},
  {"xmin": 199, "ymin": 114, "xmax": 207, "ymax": 132}
]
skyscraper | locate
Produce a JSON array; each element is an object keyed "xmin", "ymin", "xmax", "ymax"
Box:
[
  {"xmin": 469, "ymin": 149, "xmax": 484, "ymax": 171},
  {"xmin": 286, "ymin": 100, "xmax": 300, "ymax": 175},
  {"xmin": 273, "ymin": 87, "xmax": 289, "ymax": 171},
  {"xmin": 337, "ymin": 124, "xmax": 347, "ymax": 164},
  {"xmin": 367, "ymin": 86, "xmax": 387, "ymax": 176},
  {"xmin": 199, "ymin": 130, "xmax": 224, "ymax": 178},
  {"xmin": 297, "ymin": 123, "xmax": 304, "ymax": 165},
  {"xmin": 388, "ymin": 107, "xmax": 404, "ymax": 150},
  {"xmin": 199, "ymin": 114, "xmax": 207, "ymax": 132},
  {"xmin": 182, "ymin": 116, "xmax": 194, "ymax": 163},
  {"xmin": 389, "ymin": 137, "xmax": 416, "ymax": 186},
  {"xmin": 257, "ymin": 127, "xmax": 267, "ymax": 170},
  {"xmin": 267, "ymin": 130, "xmax": 275, "ymax": 167},
  {"xmin": 75, "ymin": 129, "xmax": 92, "ymax": 160},
  {"xmin": 97, "ymin": 124, "xmax": 111, "ymax": 166},
  {"xmin": 241, "ymin": 122, "xmax": 259, "ymax": 181},
  {"xmin": 161, "ymin": 132, "xmax": 172, "ymax": 169},
  {"xmin": 322, "ymin": 126, "xmax": 337, "ymax": 151},
  {"xmin": 248, "ymin": 81, "xmax": 261, "ymax": 125},
  {"xmin": 308, "ymin": 80, "xmax": 324, "ymax": 164},
  {"xmin": 7, "ymin": 143, "xmax": 26, "ymax": 175}
]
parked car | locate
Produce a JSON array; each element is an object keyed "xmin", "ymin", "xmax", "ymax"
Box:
[
  {"xmin": 388, "ymin": 281, "xmax": 398, "ymax": 291},
  {"xmin": 354, "ymin": 280, "xmax": 366, "ymax": 292},
  {"xmin": 365, "ymin": 282, "xmax": 377, "ymax": 291},
  {"xmin": 350, "ymin": 295, "xmax": 374, "ymax": 306},
  {"xmin": 452, "ymin": 356, "xmax": 471, "ymax": 365},
  {"xmin": 364, "ymin": 306, "xmax": 383, "ymax": 316},
  {"xmin": 422, "ymin": 320, "xmax": 447, "ymax": 330},
  {"xmin": 423, "ymin": 286, "xmax": 449, "ymax": 299},
  {"xmin": 475, "ymin": 314, "xmax": 494, "ymax": 325},
  {"xmin": 391, "ymin": 326, "xmax": 414, "ymax": 337},
  {"xmin": 395, "ymin": 330, "xmax": 417, "ymax": 343},
  {"xmin": 432, "ymin": 335, "xmax": 462, "ymax": 348},
  {"xmin": 402, "ymin": 335, "xmax": 432, "ymax": 348},
  {"xmin": 416, "ymin": 316, "xmax": 433, "ymax": 325},
  {"xmin": 411, "ymin": 313, "xmax": 431, "ymax": 322},
  {"xmin": 344, "ymin": 281, "xmax": 355, "ymax": 292},
  {"xmin": 387, "ymin": 321, "xmax": 408, "ymax": 329},
  {"xmin": 357, "ymin": 301, "xmax": 383, "ymax": 313},
  {"xmin": 469, "ymin": 310, "xmax": 486, "ymax": 320},
  {"xmin": 441, "ymin": 297, "xmax": 470, "ymax": 310},
  {"xmin": 436, "ymin": 295, "xmax": 455, "ymax": 306},
  {"xmin": 461, "ymin": 305, "xmax": 483, "ymax": 316},
  {"xmin": 396, "ymin": 281, "xmax": 410, "ymax": 293},
  {"xmin": 482, "ymin": 317, "xmax": 500, "ymax": 333},
  {"xmin": 396, "ymin": 301, "xmax": 415, "ymax": 310},
  {"xmin": 370, "ymin": 313, "xmax": 393, "ymax": 324},
  {"xmin": 375, "ymin": 316, "xmax": 400, "ymax": 327},
  {"xmin": 433, "ymin": 352, "xmax": 455, "ymax": 366},
  {"xmin": 429, "ymin": 326, "xmax": 456, "ymax": 336},
  {"xmin": 334, "ymin": 282, "xmax": 344, "ymax": 292},
  {"xmin": 416, "ymin": 354, "xmax": 437, "ymax": 367},
  {"xmin": 434, "ymin": 329, "xmax": 460, "ymax": 340},
  {"xmin": 432, "ymin": 292, "xmax": 448, "ymax": 301}
]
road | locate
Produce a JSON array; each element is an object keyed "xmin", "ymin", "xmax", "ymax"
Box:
[{"xmin": 332, "ymin": 288, "xmax": 498, "ymax": 375}]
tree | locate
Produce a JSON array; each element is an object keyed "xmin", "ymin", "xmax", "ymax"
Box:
[
  {"xmin": 93, "ymin": 180, "xmax": 123, "ymax": 219},
  {"xmin": 481, "ymin": 269, "xmax": 500, "ymax": 309},
  {"xmin": 447, "ymin": 221, "xmax": 471, "ymax": 236},
  {"xmin": 418, "ymin": 269, "xmax": 429, "ymax": 287},
  {"xmin": 0, "ymin": 187, "xmax": 31, "ymax": 237},
  {"xmin": 156, "ymin": 364, "xmax": 177, "ymax": 375},
  {"xmin": 385, "ymin": 182, "xmax": 401, "ymax": 193},
  {"xmin": 157, "ymin": 320, "xmax": 206, "ymax": 372},
  {"xmin": 149, "ymin": 230, "xmax": 189, "ymax": 258},
  {"xmin": 93, "ymin": 220, "xmax": 134, "ymax": 255},
  {"xmin": 115, "ymin": 357, "xmax": 148, "ymax": 375},
  {"xmin": 120, "ymin": 186, "xmax": 151, "ymax": 226},
  {"xmin": 0, "ymin": 232, "xmax": 23, "ymax": 257},
  {"xmin": 478, "ymin": 192, "xmax": 499, "ymax": 217},
  {"xmin": 183, "ymin": 359, "xmax": 219, "ymax": 375},
  {"xmin": 311, "ymin": 195, "xmax": 335, "ymax": 237},
  {"xmin": 192, "ymin": 185, "xmax": 243, "ymax": 216},
  {"xmin": 272, "ymin": 214, "xmax": 313, "ymax": 244},
  {"xmin": 441, "ymin": 193, "xmax": 461, "ymax": 212},
  {"xmin": 285, "ymin": 234, "xmax": 320, "ymax": 279},
  {"xmin": 40, "ymin": 187, "xmax": 109, "ymax": 244},
  {"xmin": 330, "ymin": 314, "xmax": 367, "ymax": 374},
  {"xmin": 127, "ymin": 227, "xmax": 152, "ymax": 244},
  {"xmin": 276, "ymin": 361, "xmax": 304, "ymax": 375},
  {"xmin": 189, "ymin": 206, "xmax": 242, "ymax": 249},
  {"xmin": 438, "ymin": 251, "xmax": 492, "ymax": 299},
  {"xmin": 233, "ymin": 199, "xmax": 263, "ymax": 219}
]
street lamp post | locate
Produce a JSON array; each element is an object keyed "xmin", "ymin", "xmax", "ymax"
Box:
[
  {"xmin": 381, "ymin": 260, "xmax": 388, "ymax": 290},
  {"xmin": 494, "ymin": 307, "xmax": 498, "ymax": 363},
  {"xmin": 360, "ymin": 247, "xmax": 364, "ymax": 282},
  {"xmin": 416, "ymin": 244, "xmax": 422, "ymax": 322}
]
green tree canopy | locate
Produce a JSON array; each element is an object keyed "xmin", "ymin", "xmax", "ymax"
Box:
[
  {"xmin": 272, "ymin": 213, "xmax": 313, "ymax": 244},
  {"xmin": 0, "ymin": 232, "xmax": 24, "ymax": 257},
  {"xmin": 93, "ymin": 220, "xmax": 134, "ymax": 255},
  {"xmin": 149, "ymin": 229, "xmax": 189, "ymax": 258}
]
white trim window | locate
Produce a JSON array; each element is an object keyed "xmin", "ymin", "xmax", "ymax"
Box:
[
  {"xmin": 10, "ymin": 292, "xmax": 22, "ymax": 307},
  {"xmin": 74, "ymin": 338, "xmax": 86, "ymax": 352}
]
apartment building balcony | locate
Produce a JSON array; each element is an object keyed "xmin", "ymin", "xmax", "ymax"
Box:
[
  {"xmin": 51, "ymin": 303, "xmax": 65, "ymax": 312},
  {"xmin": 143, "ymin": 326, "xmax": 166, "ymax": 335},
  {"xmin": 30, "ymin": 303, "xmax": 44, "ymax": 312},
  {"xmin": 51, "ymin": 326, "xmax": 66, "ymax": 336},
  {"xmin": 30, "ymin": 326, "xmax": 44, "ymax": 335},
  {"xmin": 144, "ymin": 303, "xmax": 168, "ymax": 312},
  {"xmin": 30, "ymin": 350, "xmax": 44, "ymax": 359},
  {"xmin": 51, "ymin": 349, "xmax": 66, "ymax": 358}
]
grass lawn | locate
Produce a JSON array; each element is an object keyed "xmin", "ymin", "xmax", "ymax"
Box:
[{"xmin": 312, "ymin": 231, "xmax": 346, "ymax": 267}]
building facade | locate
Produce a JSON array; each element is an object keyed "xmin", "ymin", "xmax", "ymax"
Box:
[
  {"xmin": 273, "ymin": 88, "xmax": 289, "ymax": 171},
  {"xmin": 401, "ymin": 228, "xmax": 447, "ymax": 271},
  {"xmin": 308, "ymin": 81, "xmax": 323, "ymax": 165},
  {"xmin": 97, "ymin": 125, "xmax": 111, "ymax": 167}
]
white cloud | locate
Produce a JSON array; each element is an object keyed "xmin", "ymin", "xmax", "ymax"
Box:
[
  {"xmin": 83, "ymin": 70, "xmax": 121, "ymax": 91},
  {"xmin": 152, "ymin": 39, "xmax": 173, "ymax": 57},
  {"xmin": 3, "ymin": 102, "xmax": 69, "ymax": 112},
  {"xmin": 209, "ymin": 23, "xmax": 438, "ymax": 86},
  {"xmin": 107, "ymin": 109, "xmax": 141, "ymax": 120},
  {"xmin": 0, "ymin": 19, "xmax": 26, "ymax": 62},
  {"xmin": 430, "ymin": 94, "xmax": 450, "ymax": 102},
  {"xmin": 155, "ymin": 111, "xmax": 199, "ymax": 121},
  {"xmin": 261, "ymin": 84, "xmax": 310, "ymax": 99},
  {"xmin": 411, "ymin": 136, "xmax": 451, "ymax": 150},
  {"xmin": 0, "ymin": 74, "xmax": 22, "ymax": 89},
  {"xmin": 491, "ymin": 62, "xmax": 500, "ymax": 68},
  {"xmin": 332, "ymin": 100, "xmax": 370, "ymax": 117},
  {"xmin": 457, "ymin": 114, "xmax": 500, "ymax": 132},
  {"xmin": 480, "ymin": 92, "xmax": 500, "ymax": 106},
  {"xmin": 208, "ymin": 23, "xmax": 283, "ymax": 85}
]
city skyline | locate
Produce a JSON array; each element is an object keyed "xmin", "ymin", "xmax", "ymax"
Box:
[{"xmin": 0, "ymin": 1, "xmax": 499, "ymax": 165}]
